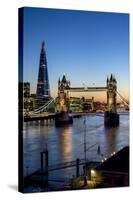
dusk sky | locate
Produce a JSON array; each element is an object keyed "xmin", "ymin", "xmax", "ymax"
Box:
[{"xmin": 23, "ymin": 7, "xmax": 129, "ymax": 101}]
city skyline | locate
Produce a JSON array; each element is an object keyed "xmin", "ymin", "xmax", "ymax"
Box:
[
  {"xmin": 23, "ymin": 7, "xmax": 129, "ymax": 101},
  {"xmin": 19, "ymin": 7, "xmax": 129, "ymax": 193}
]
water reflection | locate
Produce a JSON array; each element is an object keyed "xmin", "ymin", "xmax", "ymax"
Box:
[
  {"xmin": 103, "ymin": 127, "xmax": 118, "ymax": 157},
  {"xmin": 23, "ymin": 114, "xmax": 129, "ymax": 177},
  {"xmin": 57, "ymin": 126, "xmax": 73, "ymax": 161}
]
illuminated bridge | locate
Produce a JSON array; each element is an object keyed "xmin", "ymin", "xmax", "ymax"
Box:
[
  {"xmin": 24, "ymin": 74, "xmax": 129, "ymax": 126},
  {"xmin": 65, "ymin": 87, "xmax": 107, "ymax": 92}
]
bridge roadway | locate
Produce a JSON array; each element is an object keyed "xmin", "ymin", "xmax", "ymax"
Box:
[{"xmin": 65, "ymin": 87, "xmax": 107, "ymax": 92}]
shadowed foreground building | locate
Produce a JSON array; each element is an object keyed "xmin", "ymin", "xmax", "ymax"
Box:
[{"xmin": 90, "ymin": 146, "xmax": 129, "ymax": 188}]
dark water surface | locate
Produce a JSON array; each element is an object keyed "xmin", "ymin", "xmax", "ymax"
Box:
[{"xmin": 23, "ymin": 113, "xmax": 129, "ymax": 180}]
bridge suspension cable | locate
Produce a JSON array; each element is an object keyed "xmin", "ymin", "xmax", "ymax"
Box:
[
  {"xmin": 33, "ymin": 100, "xmax": 53, "ymax": 112},
  {"xmin": 116, "ymin": 91, "xmax": 129, "ymax": 107},
  {"xmin": 35, "ymin": 99, "xmax": 55, "ymax": 114},
  {"xmin": 30, "ymin": 98, "xmax": 55, "ymax": 114}
]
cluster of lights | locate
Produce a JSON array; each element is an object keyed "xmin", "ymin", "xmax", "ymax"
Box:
[
  {"xmin": 111, "ymin": 151, "xmax": 116, "ymax": 156},
  {"xmin": 101, "ymin": 157, "xmax": 107, "ymax": 163},
  {"xmin": 101, "ymin": 148, "xmax": 124, "ymax": 163},
  {"xmin": 101, "ymin": 147, "xmax": 123, "ymax": 163}
]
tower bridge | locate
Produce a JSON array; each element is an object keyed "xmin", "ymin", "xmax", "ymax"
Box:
[
  {"xmin": 56, "ymin": 74, "xmax": 124, "ymax": 126},
  {"xmin": 26, "ymin": 73, "xmax": 129, "ymax": 126},
  {"xmin": 26, "ymin": 73, "xmax": 129, "ymax": 127},
  {"xmin": 24, "ymin": 42, "xmax": 129, "ymax": 127},
  {"xmin": 57, "ymin": 74, "xmax": 117, "ymax": 113}
]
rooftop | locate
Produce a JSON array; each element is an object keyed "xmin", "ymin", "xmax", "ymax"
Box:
[{"xmin": 95, "ymin": 146, "xmax": 129, "ymax": 173}]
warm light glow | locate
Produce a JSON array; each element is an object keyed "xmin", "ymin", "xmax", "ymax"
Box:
[
  {"xmin": 91, "ymin": 169, "xmax": 95, "ymax": 175},
  {"xmin": 31, "ymin": 86, "xmax": 129, "ymax": 103}
]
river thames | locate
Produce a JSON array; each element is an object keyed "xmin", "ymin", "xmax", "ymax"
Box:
[{"xmin": 23, "ymin": 112, "xmax": 129, "ymax": 187}]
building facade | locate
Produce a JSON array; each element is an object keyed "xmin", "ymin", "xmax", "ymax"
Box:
[
  {"xmin": 35, "ymin": 41, "xmax": 51, "ymax": 109},
  {"xmin": 24, "ymin": 82, "xmax": 30, "ymax": 97},
  {"xmin": 36, "ymin": 41, "xmax": 50, "ymax": 98}
]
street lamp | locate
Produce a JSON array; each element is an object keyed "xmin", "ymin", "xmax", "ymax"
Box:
[
  {"xmin": 90, "ymin": 169, "xmax": 96, "ymax": 181},
  {"xmin": 91, "ymin": 169, "xmax": 95, "ymax": 175}
]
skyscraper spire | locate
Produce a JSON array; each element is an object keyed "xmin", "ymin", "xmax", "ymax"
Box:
[{"xmin": 36, "ymin": 41, "xmax": 50, "ymax": 98}]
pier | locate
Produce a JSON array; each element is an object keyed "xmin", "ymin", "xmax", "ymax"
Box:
[
  {"xmin": 23, "ymin": 147, "xmax": 129, "ymax": 191},
  {"xmin": 24, "ymin": 158, "xmax": 100, "ymax": 191},
  {"xmin": 24, "ymin": 113, "xmax": 83, "ymax": 122}
]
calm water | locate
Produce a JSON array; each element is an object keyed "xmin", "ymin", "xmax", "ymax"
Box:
[{"xmin": 23, "ymin": 113, "xmax": 129, "ymax": 180}]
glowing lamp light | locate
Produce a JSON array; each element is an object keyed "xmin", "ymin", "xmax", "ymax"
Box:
[{"xmin": 91, "ymin": 169, "xmax": 95, "ymax": 175}]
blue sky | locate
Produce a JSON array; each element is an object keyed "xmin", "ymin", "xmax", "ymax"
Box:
[{"xmin": 23, "ymin": 7, "xmax": 129, "ymax": 101}]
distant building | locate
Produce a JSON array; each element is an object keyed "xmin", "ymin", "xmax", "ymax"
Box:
[
  {"xmin": 24, "ymin": 97, "xmax": 35, "ymax": 111},
  {"xmin": 94, "ymin": 101, "xmax": 107, "ymax": 112},
  {"xmin": 24, "ymin": 82, "xmax": 30, "ymax": 97},
  {"xmin": 36, "ymin": 41, "xmax": 50, "ymax": 98},
  {"xmin": 30, "ymin": 93, "xmax": 36, "ymax": 98},
  {"xmin": 22, "ymin": 82, "xmax": 35, "ymax": 111},
  {"xmin": 69, "ymin": 97, "xmax": 83, "ymax": 112},
  {"xmin": 69, "ymin": 96, "xmax": 95, "ymax": 113},
  {"xmin": 35, "ymin": 41, "xmax": 51, "ymax": 109},
  {"xmin": 82, "ymin": 97, "xmax": 94, "ymax": 112}
]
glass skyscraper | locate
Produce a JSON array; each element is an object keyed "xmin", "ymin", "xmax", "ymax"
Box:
[{"xmin": 36, "ymin": 41, "xmax": 50, "ymax": 98}]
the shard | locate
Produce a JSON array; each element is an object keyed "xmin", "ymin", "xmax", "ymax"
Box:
[{"xmin": 36, "ymin": 41, "xmax": 50, "ymax": 98}]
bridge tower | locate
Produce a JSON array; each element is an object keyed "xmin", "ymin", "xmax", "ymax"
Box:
[
  {"xmin": 57, "ymin": 75, "xmax": 70, "ymax": 112},
  {"xmin": 104, "ymin": 74, "xmax": 119, "ymax": 126},
  {"xmin": 55, "ymin": 75, "xmax": 72, "ymax": 126},
  {"xmin": 107, "ymin": 74, "xmax": 117, "ymax": 113}
]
